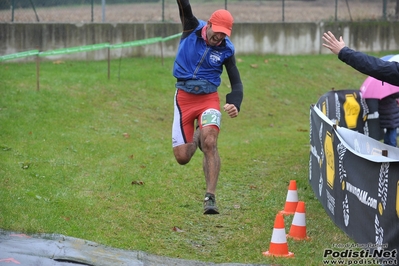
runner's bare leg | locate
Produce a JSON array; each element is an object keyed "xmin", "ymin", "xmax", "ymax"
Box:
[
  {"xmin": 173, "ymin": 125, "xmax": 220, "ymax": 194},
  {"xmin": 200, "ymin": 127, "xmax": 220, "ymax": 195},
  {"xmin": 173, "ymin": 143, "xmax": 197, "ymax": 165}
]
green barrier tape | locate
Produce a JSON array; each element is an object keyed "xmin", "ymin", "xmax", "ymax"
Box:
[
  {"xmin": 1, "ymin": 33, "xmax": 181, "ymax": 62},
  {"xmin": 161, "ymin": 33, "xmax": 182, "ymax": 42},
  {"xmin": 0, "ymin": 50, "xmax": 39, "ymax": 62},
  {"xmin": 39, "ymin": 43, "xmax": 110, "ymax": 57},
  {"xmin": 111, "ymin": 37, "xmax": 162, "ymax": 49}
]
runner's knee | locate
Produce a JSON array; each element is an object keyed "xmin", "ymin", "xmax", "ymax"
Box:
[
  {"xmin": 175, "ymin": 156, "xmax": 191, "ymax": 165},
  {"xmin": 173, "ymin": 146, "xmax": 192, "ymax": 165},
  {"xmin": 201, "ymin": 132, "xmax": 218, "ymax": 152}
]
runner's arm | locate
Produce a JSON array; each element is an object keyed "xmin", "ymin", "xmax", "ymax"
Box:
[
  {"xmin": 177, "ymin": 0, "xmax": 199, "ymax": 34},
  {"xmin": 224, "ymin": 55, "xmax": 244, "ymax": 112}
]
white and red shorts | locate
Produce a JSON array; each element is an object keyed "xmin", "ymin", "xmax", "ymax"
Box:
[{"xmin": 172, "ymin": 89, "xmax": 221, "ymax": 147}]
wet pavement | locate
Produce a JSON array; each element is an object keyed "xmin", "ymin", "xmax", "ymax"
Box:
[{"xmin": 0, "ymin": 229, "xmax": 269, "ymax": 266}]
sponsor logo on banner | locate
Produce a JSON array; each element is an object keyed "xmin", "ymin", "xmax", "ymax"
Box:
[
  {"xmin": 343, "ymin": 93, "xmax": 360, "ymax": 129},
  {"xmin": 311, "ymin": 98, "xmax": 399, "ymax": 254},
  {"xmin": 337, "ymin": 143, "xmax": 347, "ymax": 189},
  {"xmin": 375, "ymin": 214, "xmax": 384, "ymax": 248},
  {"xmin": 334, "ymin": 92, "xmax": 341, "ymax": 124},
  {"xmin": 343, "ymin": 194, "xmax": 349, "ymax": 226},
  {"xmin": 319, "ymin": 124, "xmax": 324, "ymax": 168},
  {"xmin": 324, "ymin": 131, "xmax": 334, "ymax": 189},
  {"xmin": 319, "ymin": 174, "xmax": 323, "ymax": 197},
  {"xmin": 360, "ymin": 96, "xmax": 369, "ymax": 117},
  {"xmin": 321, "ymin": 100, "xmax": 328, "ymax": 117},
  {"xmin": 378, "ymin": 163, "xmax": 389, "ymax": 216},
  {"xmin": 309, "ymin": 109, "xmax": 313, "ymax": 182},
  {"xmin": 375, "ymin": 163, "xmax": 388, "ymax": 253},
  {"xmin": 337, "ymin": 143, "xmax": 350, "ymax": 227},
  {"xmin": 360, "ymin": 96, "xmax": 369, "ymax": 137},
  {"xmin": 310, "ymin": 146, "xmax": 320, "ymax": 167},
  {"xmin": 363, "ymin": 121, "xmax": 370, "ymax": 136},
  {"xmin": 346, "ymin": 181, "xmax": 378, "ymax": 209},
  {"xmin": 326, "ymin": 189, "xmax": 335, "ymax": 215}
]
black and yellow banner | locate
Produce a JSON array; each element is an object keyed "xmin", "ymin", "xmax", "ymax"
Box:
[
  {"xmin": 315, "ymin": 89, "xmax": 383, "ymax": 140},
  {"xmin": 310, "ymin": 90, "xmax": 399, "ymax": 259}
]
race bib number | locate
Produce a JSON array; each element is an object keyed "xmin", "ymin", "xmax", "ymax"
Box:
[{"xmin": 201, "ymin": 109, "xmax": 221, "ymax": 128}]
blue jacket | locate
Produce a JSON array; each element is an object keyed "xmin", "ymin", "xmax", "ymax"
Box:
[
  {"xmin": 173, "ymin": 0, "xmax": 243, "ymax": 111},
  {"xmin": 173, "ymin": 20, "xmax": 235, "ymax": 87}
]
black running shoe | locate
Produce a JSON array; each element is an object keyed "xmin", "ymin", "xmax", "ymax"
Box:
[{"xmin": 203, "ymin": 193, "xmax": 219, "ymax": 214}]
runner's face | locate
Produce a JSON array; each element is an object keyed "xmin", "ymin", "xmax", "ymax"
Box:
[{"xmin": 206, "ymin": 24, "xmax": 226, "ymax": 46}]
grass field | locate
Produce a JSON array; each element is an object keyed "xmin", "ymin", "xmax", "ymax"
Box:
[{"xmin": 0, "ymin": 52, "xmax": 394, "ymax": 265}]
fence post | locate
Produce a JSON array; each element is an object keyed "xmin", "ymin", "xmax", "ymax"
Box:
[
  {"xmin": 282, "ymin": 0, "xmax": 285, "ymax": 22},
  {"xmin": 335, "ymin": 0, "xmax": 338, "ymax": 21},
  {"xmin": 345, "ymin": 0, "xmax": 353, "ymax": 21},
  {"xmin": 107, "ymin": 46, "xmax": 110, "ymax": 80},
  {"xmin": 383, "ymin": 0, "xmax": 387, "ymax": 19},
  {"xmin": 162, "ymin": 0, "xmax": 165, "ymax": 22},
  {"xmin": 36, "ymin": 50, "xmax": 40, "ymax": 91},
  {"xmin": 29, "ymin": 0, "xmax": 40, "ymax": 22},
  {"xmin": 11, "ymin": 0, "xmax": 14, "ymax": 22},
  {"xmin": 102, "ymin": 0, "xmax": 106, "ymax": 22}
]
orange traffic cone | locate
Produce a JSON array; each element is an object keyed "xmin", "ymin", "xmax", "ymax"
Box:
[
  {"xmin": 262, "ymin": 213, "xmax": 294, "ymax": 258},
  {"xmin": 287, "ymin": 201, "xmax": 310, "ymax": 240},
  {"xmin": 279, "ymin": 180, "xmax": 298, "ymax": 215}
]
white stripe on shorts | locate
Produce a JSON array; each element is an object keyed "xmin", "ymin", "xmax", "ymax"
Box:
[{"xmin": 172, "ymin": 90, "xmax": 185, "ymax": 147}]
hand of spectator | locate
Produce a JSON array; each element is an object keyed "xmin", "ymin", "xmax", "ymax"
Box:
[{"xmin": 322, "ymin": 31, "xmax": 346, "ymax": 55}]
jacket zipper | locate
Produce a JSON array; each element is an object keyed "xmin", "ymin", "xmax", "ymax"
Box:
[{"xmin": 193, "ymin": 46, "xmax": 210, "ymax": 79}]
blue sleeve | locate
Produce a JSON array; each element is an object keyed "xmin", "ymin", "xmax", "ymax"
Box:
[{"xmin": 338, "ymin": 47, "xmax": 399, "ymax": 86}]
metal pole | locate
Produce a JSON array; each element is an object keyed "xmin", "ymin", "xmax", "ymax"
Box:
[
  {"xmin": 107, "ymin": 47, "xmax": 110, "ymax": 80},
  {"xmin": 11, "ymin": 0, "xmax": 14, "ymax": 22},
  {"xmin": 36, "ymin": 53, "xmax": 40, "ymax": 91},
  {"xmin": 161, "ymin": 42, "xmax": 164, "ymax": 66},
  {"xmin": 282, "ymin": 0, "xmax": 285, "ymax": 22},
  {"xmin": 396, "ymin": 0, "xmax": 399, "ymax": 19},
  {"xmin": 225, "ymin": 0, "xmax": 227, "ymax": 10},
  {"xmin": 102, "ymin": 0, "xmax": 106, "ymax": 23},
  {"xmin": 29, "ymin": 0, "xmax": 40, "ymax": 22},
  {"xmin": 91, "ymin": 0, "xmax": 94, "ymax": 22},
  {"xmin": 383, "ymin": 0, "xmax": 387, "ymax": 19},
  {"xmin": 162, "ymin": 0, "xmax": 165, "ymax": 22},
  {"xmin": 335, "ymin": 0, "xmax": 338, "ymax": 21},
  {"xmin": 345, "ymin": 0, "xmax": 352, "ymax": 21}
]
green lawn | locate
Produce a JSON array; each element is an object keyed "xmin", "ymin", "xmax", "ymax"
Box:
[{"xmin": 0, "ymin": 53, "xmax": 392, "ymax": 265}]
